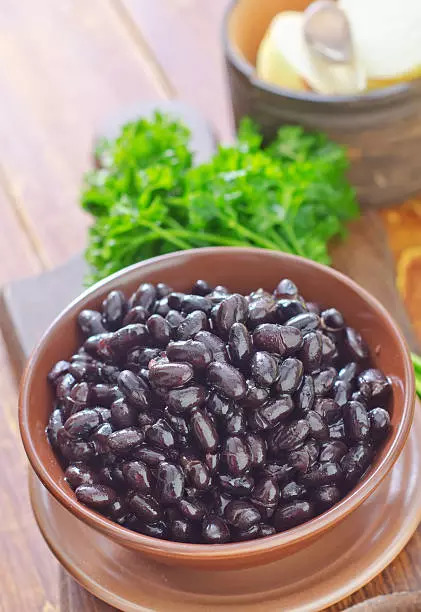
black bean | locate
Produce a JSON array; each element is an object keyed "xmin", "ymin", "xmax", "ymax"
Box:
[
  {"xmin": 107, "ymin": 427, "xmax": 144, "ymax": 454},
  {"xmin": 165, "ymin": 309, "xmax": 185, "ymax": 330},
  {"xmin": 294, "ymin": 375, "xmax": 315, "ymax": 413},
  {"xmin": 300, "ymin": 462, "xmax": 343, "ymax": 487},
  {"xmin": 59, "ymin": 432, "xmax": 94, "ymax": 463},
  {"xmin": 274, "ymin": 501, "xmax": 314, "ymax": 531},
  {"xmin": 344, "ymin": 327, "xmax": 369, "ymax": 362},
  {"xmin": 126, "ymin": 348, "xmax": 160, "ymax": 371},
  {"xmin": 131, "ymin": 283, "xmax": 156, "ymax": 312},
  {"xmin": 149, "ymin": 361, "xmax": 194, "ymax": 389},
  {"xmin": 109, "ymin": 324, "xmax": 150, "ymax": 356},
  {"xmin": 341, "ymin": 443, "xmax": 373, "ymax": 484},
  {"xmin": 343, "ymin": 401, "xmax": 370, "ymax": 442},
  {"xmin": 251, "ymin": 351, "xmax": 279, "ymax": 387},
  {"xmin": 329, "ymin": 420, "xmax": 346, "ymax": 442},
  {"xmin": 358, "ymin": 369, "xmax": 391, "ymax": 402},
  {"xmin": 234, "ymin": 525, "xmax": 260, "ymax": 540},
  {"xmin": 225, "ymin": 500, "xmax": 261, "ymax": 530},
  {"xmin": 129, "ymin": 492, "xmax": 161, "ymax": 522},
  {"xmin": 182, "ymin": 457, "xmax": 211, "ymax": 490},
  {"xmin": 123, "ymin": 306, "xmax": 149, "ymax": 326},
  {"xmin": 212, "ymin": 294, "xmax": 248, "ymax": 337},
  {"xmin": 108, "ymin": 498, "xmax": 129, "ymax": 523},
  {"xmin": 84, "ymin": 333, "xmax": 113, "ymax": 361},
  {"xmin": 181, "ymin": 294, "xmax": 212, "ymax": 315},
  {"xmin": 274, "ymin": 278, "xmax": 298, "ymax": 299},
  {"xmin": 132, "ymin": 446, "xmax": 167, "ymax": 467},
  {"xmin": 202, "ymin": 516, "xmax": 230, "ymax": 543},
  {"xmin": 286, "ymin": 313, "xmax": 321, "ymax": 334},
  {"xmin": 122, "ymin": 461, "xmax": 152, "ymax": 493},
  {"xmin": 313, "ymin": 367, "xmax": 337, "ymax": 396},
  {"xmin": 156, "ymin": 283, "xmax": 172, "ymax": 298},
  {"xmin": 102, "ymin": 290, "xmax": 126, "ymax": 331},
  {"xmin": 207, "ymin": 361, "xmax": 247, "ymax": 400},
  {"xmin": 76, "ymin": 484, "xmax": 116, "ymax": 508},
  {"xmin": 218, "ymin": 473, "xmax": 254, "ymax": 496},
  {"xmin": 167, "ymin": 339, "xmax": 212, "ymax": 369},
  {"xmin": 245, "ymin": 433, "xmax": 267, "ymax": 467},
  {"xmin": 241, "ymin": 380, "xmax": 269, "ymax": 408},
  {"xmin": 223, "ymin": 436, "xmax": 251, "ymax": 476},
  {"xmin": 258, "ymin": 523, "xmax": 276, "ymax": 537},
  {"xmin": 156, "ymin": 462, "xmax": 185, "ymax": 504},
  {"xmin": 48, "ymin": 360, "xmax": 71, "ymax": 384},
  {"xmin": 178, "ymin": 498, "xmax": 206, "ymax": 521},
  {"xmin": 164, "ymin": 409, "xmax": 189, "ymax": 436},
  {"xmin": 56, "ymin": 373, "xmax": 76, "ymax": 401},
  {"xmin": 154, "ymin": 298, "xmax": 170, "ymax": 317},
  {"xmin": 167, "ymin": 292, "xmax": 185, "ymax": 310},
  {"xmin": 176, "ymin": 310, "xmax": 208, "ymax": 340},
  {"xmin": 334, "ymin": 380, "xmax": 352, "ymax": 407},
  {"xmin": 338, "ymin": 362, "xmax": 359, "ymax": 385},
  {"xmin": 207, "ymin": 391, "xmax": 233, "ymax": 419},
  {"xmin": 47, "ymin": 408, "xmax": 64, "ymax": 449},
  {"xmin": 205, "ymin": 451, "xmax": 220, "ymax": 472},
  {"xmin": 226, "ymin": 406, "xmax": 247, "ymax": 435},
  {"xmin": 306, "ymin": 302, "xmax": 321, "ymax": 315},
  {"xmin": 369, "ymin": 407, "xmax": 391, "ymax": 440},
  {"xmin": 145, "ymin": 418, "xmax": 175, "ymax": 449},
  {"xmin": 258, "ymin": 396, "xmax": 294, "ymax": 428},
  {"xmin": 110, "ymin": 399, "xmax": 137, "ymax": 428},
  {"xmin": 272, "ymin": 420, "xmax": 310, "ymax": 451},
  {"xmin": 171, "ymin": 518, "xmax": 196, "ymax": 542},
  {"xmin": 146, "ymin": 315, "xmax": 171, "ymax": 346},
  {"xmin": 304, "ymin": 438, "xmax": 320, "ymax": 464},
  {"xmin": 252, "ymin": 477, "xmax": 279, "ymax": 517},
  {"xmin": 262, "ymin": 461, "xmax": 295, "ymax": 484},
  {"xmin": 320, "ymin": 441, "xmax": 348, "ymax": 463},
  {"xmin": 191, "ymin": 407, "xmax": 219, "ymax": 451},
  {"xmin": 247, "ymin": 293, "xmax": 277, "ymax": 327},
  {"xmin": 305, "ymin": 410, "xmax": 329, "ymax": 442},
  {"xmin": 314, "ymin": 398, "xmax": 342, "ymax": 424},
  {"xmin": 194, "ymin": 330, "xmax": 228, "ymax": 363},
  {"xmin": 321, "ymin": 308, "xmax": 344, "ymax": 332},
  {"xmin": 65, "ymin": 463, "xmax": 97, "ymax": 489},
  {"xmin": 299, "ymin": 332, "xmax": 322, "ymax": 373},
  {"xmin": 276, "ymin": 357, "xmax": 303, "ymax": 394},
  {"xmin": 288, "ymin": 449, "xmax": 310, "ymax": 475},
  {"xmin": 252, "ymin": 324, "xmax": 286, "ymax": 355},
  {"xmin": 78, "ymin": 310, "xmax": 107, "ymax": 337},
  {"xmin": 311, "ymin": 485, "xmax": 341, "ymax": 510},
  {"xmin": 192, "ymin": 279, "xmax": 212, "ymax": 296},
  {"xmin": 117, "ymin": 370, "xmax": 150, "ymax": 409},
  {"xmin": 64, "ymin": 409, "xmax": 101, "ymax": 439},
  {"xmin": 138, "ymin": 521, "xmax": 168, "ymax": 539},
  {"xmin": 277, "ymin": 299, "xmax": 306, "ymax": 323},
  {"xmin": 321, "ymin": 334, "xmax": 337, "ymax": 363},
  {"xmin": 228, "ymin": 323, "xmax": 252, "ymax": 368}
]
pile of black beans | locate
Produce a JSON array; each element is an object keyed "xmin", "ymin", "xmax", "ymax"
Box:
[{"xmin": 46, "ymin": 278, "xmax": 392, "ymax": 544}]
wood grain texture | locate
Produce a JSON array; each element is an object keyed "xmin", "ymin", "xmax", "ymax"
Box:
[
  {"xmin": 119, "ymin": 0, "xmax": 234, "ymax": 141},
  {"xmin": 0, "ymin": 0, "xmax": 163, "ymax": 267}
]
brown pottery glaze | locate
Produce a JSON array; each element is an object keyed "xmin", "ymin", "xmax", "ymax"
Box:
[
  {"xmin": 19, "ymin": 248, "xmax": 415, "ymax": 570},
  {"xmin": 223, "ymin": 0, "xmax": 421, "ymax": 208}
]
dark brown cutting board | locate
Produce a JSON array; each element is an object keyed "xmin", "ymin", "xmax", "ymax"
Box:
[{"xmin": 0, "ymin": 100, "xmax": 418, "ymax": 612}]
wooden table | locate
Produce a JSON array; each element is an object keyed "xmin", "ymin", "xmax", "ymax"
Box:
[{"xmin": 0, "ymin": 2, "xmax": 420, "ymax": 611}]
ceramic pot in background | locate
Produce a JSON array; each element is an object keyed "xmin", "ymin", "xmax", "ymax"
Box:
[{"xmin": 223, "ymin": 0, "xmax": 421, "ymax": 208}]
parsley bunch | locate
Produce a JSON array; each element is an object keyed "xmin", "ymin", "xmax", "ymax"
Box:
[{"xmin": 82, "ymin": 113, "xmax": 359, "ymax": 285}]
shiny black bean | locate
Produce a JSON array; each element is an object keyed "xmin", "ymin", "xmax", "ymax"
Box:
[
  {"xmin": 344, "ymin": 327, "xmax": 369, "ymax": 362},
  {"xmin": 65, "ymin": 463, "xmax": 97, "ymax": 489},
  {"xmin": 126, "ymin": 348, "xmax": 160, "ymax": 371},
  {"xmin": 69, "ymin": 361, "xmax": 103, "ymax": 383},
  {"xmin": 156, "ymin": 462, "xmax": 185, "ymax": 504},
  {"xmin": 205, "ymin": 451, "xmax": 220, "ymax": 472},
  {"xmin": 122, "ymin": 461, "xmax": 152, "ymax": 493},
  {"xmin": 228, "ymin": 323, "xmax": 252, "ymax": 368},
  {"xmin": 171, "ymin": 518, "xmax": 196, "ymax": 542},
  {"xmin": 321, "ymin": 334, "xmax": 337, "ymax": 364},
  {"xmin": 138, "ymin": 521, "xmax": 168, "ymax": 539},
  {"xmin": 58, "ymin": 431, "xmax": 94, "ymax": 462},
  {"xmin": 107, "ymin": 427, "xmax": 144, "ymax": 454},
  {"xmin": 358, "ymin": 369, "xmax": 391, "ymax": 402},
  {"xmin": 164, "ymin": 409, "xmax": 189, "ymax": 436},
  {"xmin": 275, "ymin": 357, "xmax": 303, "ymax": 394},
  {"xmin": 109, "ymin": 324, "xmax": 150, "ymax": 356},
  {"xmin": 165, "ymin": 309, "xmax": 185, "ymax": 330},
  {"xmin": 304, "ymin": 438, "xmax": 320, "ymax": 464},
  {"xmin": 281, "ymin": 481, "xmax": 307, "ymax": 502},
  {"xmin": 56, "ymin": 373, "xmax": 76, "ymax": 401},
  {"xmin": 226, "ymin": 406, "xmax": 247, "ymax": 435},
  {"xmin": 123, "ymin": 306, "xmax": 149, "ymax": 326},
  {"xmin": 110, "ymin": 399, "xmax": 137, "ymax": 428},
  {"xmin": 178, "ymin": 498, "xmax": 206, "ymax": 521},
  {"xmin": 84, "ymin": 333, "xmax": 113, "ymax": 361},
  {"xmin": 47, "ymin": 408, "xmax": 64, "ymax": 449},
  {"xmin": 313, "ymin": 367, "xmax": 337, "ymax": 396},
  {"xmin": 341, "ymin": 443, "xmax": 373, "ymax": 484},
  {"xmin": 274, "ymin": 278, "xmax": 298, "ymax": 299},
  {"xmin": 294, "ymin": 375, "xmax": 315, "ymax": 413},
  {"xmin": 107, "ymin": 498, "xmax": 129, "ymax": 523},
  {"xmin": 155, "ymin": 283, "xmax": 172, "ymax": 298},
  {"xmin": 245, "ymin": 433, "xmax": 267, "ymax": 467},
  {"xmin": 207, "ymin": 391, "xmax": 233, "ymax": 419},
  {"xmin": 320, "ymin": 441, "xmax": 348, "ymax": 463},
  {"xmin": 145, "ymin": 418, "xmax": 175, "ymax": 449},
  {"xmin": 182, "ymin": 457, "xmax": 211, "ymax": 490},
  {"xmin": 149, "ymin": 361, "xmax": 194, "ymax": 389},
  {"xmin": 181, "ymin": 294, "xmax": 212, "ymax": 315},
  {"xmin": 78, "ymin": 310, "xmax": 107, "ymax": 337},
  {"xmin": 299, "ymin": 332, "xmax": 322, "ymax": 373},
  {"xmin": 241, "ymin": 380, "xmax": 269, "ymax": 408},
  {"xmin": 48, "ymin": 360, "xmax": 70, "ymax": 384},
  {"xmin": 262, "ymin": 461, "xmax": 295, "ymax": 484},
  {"xmin": 176, "ymin": 310, "xmax": 208, "ymax": 340},
  {"xmin": 76, "ymin": 484, "xmax": 116, "ymax": 508},
  {"xmin": 90, "ymin": 422, "xmax": 113, "ymax": 454},
  {"xmin": 274, "ymin": 501, "xmax": 314, "ymax": 531},
  {"xmin": 306, "ymin": 302, "xmax": 321, "ymax": 315},
  {"xmin": 369, "ymin": 407, "xmax": 391, "ymax": 441},
  {"xmin": 311, "ymin": 485, "xmax": 341, "ymax": 510},
  {"xmin": 102, "ymin": 290, "xmax": 126, "ymax": 331},
  {"xmin": 194, "ymin": 330, "xmax": 228, "ymax": 363},
  {"xmin": 314, "ymin": 398, "xmax": 342, "ymax": 424},
  {"xmin": 202, "ymin": 516, "xmax": 230, "ymax": 543},
  {"xmin": 321, "ymin": 308, "xmax": 344, "ymax": 332},
  {"xmin": 300, "ymin": 461, "xmax": 343, "ymax": 487},
  {"xmin": 338, "ymin": 362, "xmax": 359, "ymax": 385},
  {"xmin": 258, "ymin": 396, "xmax": 294, "ymax": 428},
  {"xmin": 191, "ymin": 407, "xmax": 219, "ymax": 451},
  {"xmin": 252, "ymin": 477, "xmax": 279, "ymax": 517},
  {"xmin": 167, "ymin": 339, "xmax": 212, "ymax": 369},
  {"xmin": 146, "ymin": 315, "xmax": 171, "ymax": 346},
  {"xmin": 271, "ymin": 419, "xmax": 310, "ymax": 452},
  {"xmin": 154, "ymin": 298, "xmax": 171, "ymax": 317},
  {"xmin": 251, "ymin": 351, "xmax": 279, "ymax": 387},
  {"xmin": 132, "ymin": 446, "xmax": 167, "ymax": 467},
  {"xmin": 329, "ymin": 420, "xmax": 346, "ymax": 442},
  {"xmin": 131, "ymin": 283, "xmax": 156, "ymax": 312},
  {"xmin": 64, "ymin": 409, "xmax": 101, "ymax": 438},
  {"xmin": 343, "ymin": 401, "xmax": 370, "ymax": 442},
  {"xmin": 287, "ymin": 449, "xmax": 310, "ymax": 474},
  {"xmin": 191, "ymin": 279, "xmax": 212, "ymax": 296},
  {"xmin": 234, "ymin": 525, "xmax": 259, "ymax": 540},
  {"xmin": 305, "ymin": 410, "xmax": 329, "ymax": 442},
  {"xmin": 167, "ymin": 292, "xmax": 185, "ymax": 310},
  {"xmin": 276, "ymin": 299, "xmax": 306, "ymax": 323},
  {"xmin": 117, "ymin": 370, "xmax": 150, "ymax": 409},
  {"xmin": 212, "ymin": 294, "xmax": 248, "ymax": 337},
  {"xmin": 129, "ymin": 492, "xmax": 161, "ymax": 522},
  {"xmin": 218, "ymin": 474, "xmax": 254, "ymax": 496},
  {"xmin": 225, "ymin": 500, "xmax": 261, "ymax": 530},
  {"xmin": 207, "ymin": 361, "xmax": 247, "ymax": 400},
  {"xmin": 247, "ymin": 293, "xmax": 277, "ymax": 327},
  {"xmin": 223, "ymin": 436, "xmax": 251, "ymax": 476},
  {"xmin": 286, "ymin": 312, "xmax": 321, "ymax": 334},
  {"xmin": 334, "ymin": 380, "xmax": 352, "ymax": 407},
  {"xmin": 90, "ymin": 384, "xmax": 122, "ymax": 407},
  {"xmin": 252, "ymin": 324, "xmax": 286, "ymax": 355},
  {"xmin": 258, "ymin": 523, "xmax": 276, "ymax": 537}
]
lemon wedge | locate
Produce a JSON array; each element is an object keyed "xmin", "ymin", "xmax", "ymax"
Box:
[{"xmin": 339, "ymin": 0, "xmax": 421, "ymax": 84}]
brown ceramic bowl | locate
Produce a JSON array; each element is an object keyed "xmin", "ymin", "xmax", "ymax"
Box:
[
  {"xmin": 19, "ymin": 248, "xmax": 415, "ymax": 570},
  {"xmin": 223, "ymin": 0, "xmax": 421, "ymax": 208}
]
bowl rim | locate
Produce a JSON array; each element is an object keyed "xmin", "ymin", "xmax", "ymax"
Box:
[
  {"xmin": 222, "ymin": 0, "xmax": 420, "ymax": 107},
  {"xmin": 19, "ymin": 247, "xmax": 415, "ymax": 560}
]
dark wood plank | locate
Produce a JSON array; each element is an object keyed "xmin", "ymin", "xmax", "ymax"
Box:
[
  {"xmin": 119, "ymin": 0, "xmax": 234, "ymax": 141},
  {"xmin": 0, "ymin": 0, "xmax": 164, "ymax": 267}
]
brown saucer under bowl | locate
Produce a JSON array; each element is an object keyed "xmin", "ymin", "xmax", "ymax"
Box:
[
  {"xmin": 19, "ymin": 248, "xmax": 415, "ymax": 570},
  {"xmin": 223, "ymin": 0, "xmax": 421, "ymax": 208}
]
